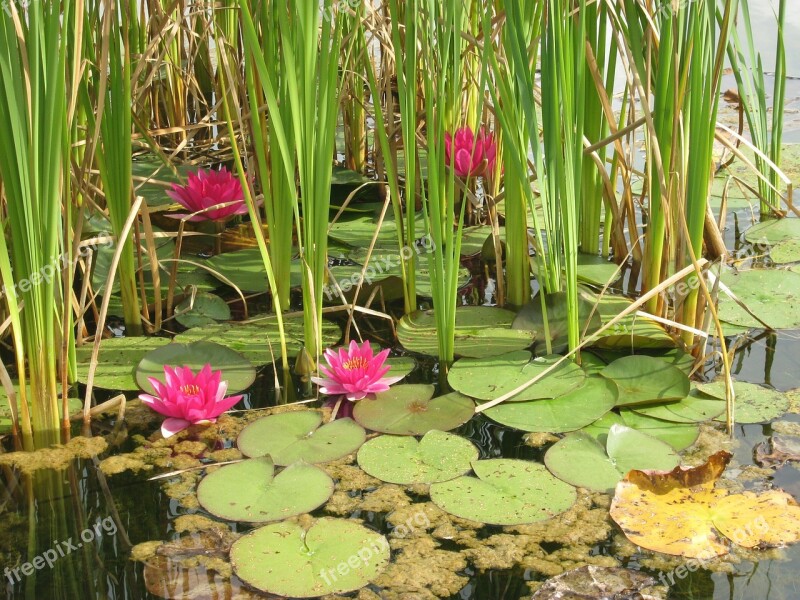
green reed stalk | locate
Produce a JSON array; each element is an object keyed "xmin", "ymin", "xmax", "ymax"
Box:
[
  {"xmin": 725, "ymin": 0, "xmax": 787, "ymax": 217},
  {"xmin": 388, "ymin": 0, "xmax": 419, "ymax": 310},
  {"xmin": 0, "ymin": 1, "xmax": 82, "ymax": 449},
  {"xmin": 342, "ymin": 2, "xmax": 367, "ymax": 173},
  {"xmin": 238, "ymin": 0, "xmax": 343, "ymax": 359},
  {"xmin": 418, "ymin": 0, "xmax": 467, "ymax": 364},
  {"xmin": 580, "ymin": 1, "xmax": 616, "ymax": 255},
  {"xmin": 235, "ymin": 0, "xmax": 296, "ymax": 311},
  {"xmin": 97, "ymin": 0, "xmax": 143, "ymax": 336}
]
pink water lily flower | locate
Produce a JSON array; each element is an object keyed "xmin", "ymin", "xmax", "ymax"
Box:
[
  {"xmin": 445, "ymin": 126, "xmax": 497, "ymax": 178},
  {"xmin": 166, "ymin": 167, "xmax": 256, "ymax": 222},
  {"xmin": 139, "ymin": 364, "xmax": 243, "ymax": 438},
  {"xmin": 311, "ymin": 340, "xmax": 404, "ymax": 402}
]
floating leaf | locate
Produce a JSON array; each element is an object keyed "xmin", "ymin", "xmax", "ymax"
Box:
[
  {"xmin": 357, "ymin": 430, "xmax": 478, "ymax": 484},
  {"xmin": 484, "ymin": 376, "xmax": 616, "ymax": 433},
  {"xmin": 512, "ymin": 292, "xmax": 601, "ymax": 354},
  {"xmin": 744, "ymin": 218, "xmax": 800, "ymax": 245},
  {"xmin": 618, "ymin": 409, "xmax": 699, "ymax": 451},
  {"xmin": 174, "ymin": 314, "xmax": 341, "ymax": 365},
  {"xmin": 353, "ymin": 384, "xmax": 474, "ymax": 435},
  {"xmin": 230, "ymin": 518, "xmax": 390, "ymax": 597},
  {"xmin": 76, "ymin": 337, "xmax": 171, "ymax": 390},
  {"xmin": 448, "ymin": 351, "xmax": 585, "ymax": 402},
  {"xmin": 601, "ymin": 355, "xmax": 690, "ymax": 406},
  {"xmin": 430, "ymin": 459, "xmax": 577, "ymax": 525},
  {"xmin": 697, "ymin": 380, "xmax": 789, "ymax": 423},
  {"xmin": 544, "ymin": 425, "xmax": 680, "ymax": 492},
  {"xmin": 174, "ymin": 293, "xmax": 231, "ymax": 328},
  {"xmin": 384, "ymin": 356, "xmax": 417, "ymax": 380},
  {"xmin": 0, "ymin": 387, "xmax": 82, "ymax": 435},
  {"xmin": 205, "ymin": 248, "xmax": 303, "ymax": 292},
  {"xmin": 717, "ymin": 269, "xmax": 800, "ymax": 330},
  {"xmin": 237, "ymin": 411, "xmax": 366, "ymax": 465},
  {"xmin": 770, "ymin": 238, "xmax": 800, "ymax": 265},
  {"xmin": 576, "ymin": 255, "xmax": 623, "ymax": 287},
  {"xmin": 589, "ymin": 347, "xmax": 695, "ymax": 375},
  {"xmin": 136, "ymin": 341, "xmax": 255, "ymax": 394},
  {"xmin": 583, "ymin": 292, "xmax": 675, "ymax": 349},
  {"xmin": 610, "ymin": 451, "xmax": 800, "ymax": 558},
  {"xmin": 398, "ymin": 307, "xmax": 535, "ymax": 358},
  {"xmin": 197, "ymin": 457, "xmax": 333, "ymax": 523},
  {"xmin": 631, "ymin": 389, "xmax": 725, "ymax": 423}
]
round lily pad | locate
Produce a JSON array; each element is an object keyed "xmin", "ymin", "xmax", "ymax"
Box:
[
  {"xmin": 136, "ymin": 341, "xmax": 256, "ymax": 394},
  {"xmin": 770, "ymin": 238, "xmax": 800, "ymax": 265},
  {"xmin": 577, "ymin": 255, "xmax": 623, "ymax": 287},
  {"xmin": 631, "ymin": 389, "xmax": 725, "ymax": 423},
  {"xmin": 237, "ymin": 411, "xmax": 366, "ymax": 465},
  {"xmin": 0, "ymin": 387, "xmax": 82, "ymax": 435},
  {"xmin": 230, "ymin": 518, "xmax": 390, "ymax": 597},
  {"xmin": 544, "ymin": 425, "xmax": 680, "ymax": 492},
  {"xmin": 353, "ymin": 384, "xmax": 474, "ymax": 435},
  {"xmin": 698, "ymin": 380, "xmax": 790, "ymax": 423},
  {"xmin": 717, "ymin": 269, "xmax": 800, "ymax": 330},
  {"xmin": 448, "ymin": 351, "xmax": 586, "ymax": 402},
  {"xmin": 205, "ymin": 248, "xmax": 303, "ymax": 292},
  {"xmin": 430, "ymin": 459, "xmax": 577, "ymax": 525},
  {"xmin": 583, "ymin": 292, "xmax": 675, "ymax": 349},
  {"xmin": 175, "ymin": 293, "xmax": 231, "ymax": 328},
  {"xmin": 357, "ymin": 430, "xmax": 479, "ymax": 484},
  {"xmin": 601, "ymin": 355, "xmax": 690, "ymax": 406},
  {"xmin": 197, "ymin": 457, "xmax": 333, "ymax": 522},
  {"xmin": 744, "ymin": 218, "xmax": 800, "ymax": 245},
  {"xmin": 512, "ymin": 292, "xmax": 601, "ymax": 355},
  {"xmin": 398, "ymin": 307, "xmax": 535, "ymax": 358},
  {"xmin": 618, "ymin": 409, "xmax": 699, "ymax": 451},
  {"xmin": 174, "ymin": 314, "xmax": 341, "ymax": 365},
  {"xmin": 76, "ymin": 337, "xmax": 171, "ymax": 390},
  {"xmin": 484, "ymin": 376, "xmax": 616, "ymax": 433},
  {"xmin": 384, "ymin": 357, "xmax": 417, "ymax": 380}
]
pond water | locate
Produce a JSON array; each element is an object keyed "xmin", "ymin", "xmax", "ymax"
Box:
[{"xmin": 2, "ymin": 3, "xmax": 800, "ymax": 600}]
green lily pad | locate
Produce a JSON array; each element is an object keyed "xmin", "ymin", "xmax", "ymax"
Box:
[
  {"xmin": 327, "ymin": 261, "xmax": 470, "ymax": 299},
  {"xmin": 384, "ymin": 357, "xmax": 417, "ymax": 380},
  {"xmin": 631, "ymin": 389, "xmax": 725, "ymax": 423},
  {"xmin": 237, "ymin": 411, "xmax": 366, "ymax": 465},
  {"xmin": 174, "ymin": 293, "xmax": 231, "ymax": 328},
  {"xmin": 132, "ymin": 155, "xmax": 196, "ymax": 207},
  {"xmin": 717, "ymin": 269, "xmax": 800, "ymax": 330},
  {"xmin": 577, "ymin": 255, "xmax": 623, "ymax": 287},
  {"xmin": 581, "ymin": 411, "xmax": 626, "ymax": 440},
  {"xmin": 618, "ymin": 409, "xmax": 700, "ymax": 451},
  {"xmin": 398, "ymin": 307, "xmax": 535, "ymax": 358},
  {"xmin": 588, "ymin": 348, "xmax": 696, "ymax": 375},
  {"xmin": 483, "ymin": 376, "xmax": 616, "ymax": 433},
  {"xmin": 197, "ymin": 457, "xmax": 333, "ymax": 523},
  {"xmin": 697, "ymin": 380, "xmax": 790, "ymax": 424},
  {"xmin": 204, "ymin": 248, "xmax": 303, "ymax": 292},
  {"xmin": 430, "ymin": 459, "xmax": 577, "ymax": 525},
  {"xmin": 770, "ymin": 238, "xmax": 800, "ymax": 265},
  {"xmin": 230, "ymin": 518, "xmax": 390, "ymax": 597},
  {"xmin": 582, "ymin": 291, "xmax": 675, "ymax": 349},
  {"xmin": 135, "ymin": 341, "xmax": 255, "ymax": 395},
  {"xmin": 460, "ymin": 225, "xmax": 503, "ymax": 257},
  {"xmin": 174, "ymin": 314, "xmax": 341, "ymax": 365},
  {"xmin": 601, "ymin": 355, "xmax": 690, "ymax": 407},
  {"xmin": 512, "ymin": 292, "xmax": 601, "ymax": 355},
  {"xmin": 357, "ymin": 430, "xmax": 479, "ymax": 484},
  {"xmin": 448, "ymin": 351, "xmax": 586, "ymax": 402},
  {"xmin": 0, "ymin": 387, "xmax": 82, "ymax": 434},
  {"xmin": 544, "ymin": 425, "xmax": 680, "ymax": 492},
  {"xmin": 352, "ymin": 384, "xmax": 474, "ymax": 435},
  {"xmin": 76, "ymin": 337, "xmax": 171, "ymax": 390},
  {"xmin": 744, "ymin": 218, "xmax": 800, "ymax": 245}
]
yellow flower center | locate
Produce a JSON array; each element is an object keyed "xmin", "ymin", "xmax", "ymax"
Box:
[
  {"xmin": 342, "ymin": 357, "xmax": 368, "ymax": 370},
  {"xmin": 180, "ymin": 384, "xmax": 201, "ymax": 396}
]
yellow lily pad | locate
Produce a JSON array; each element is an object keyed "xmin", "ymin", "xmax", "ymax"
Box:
[{"xmin": 610, "ymin": 451, "xmax": 800, "ymax": 559}]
